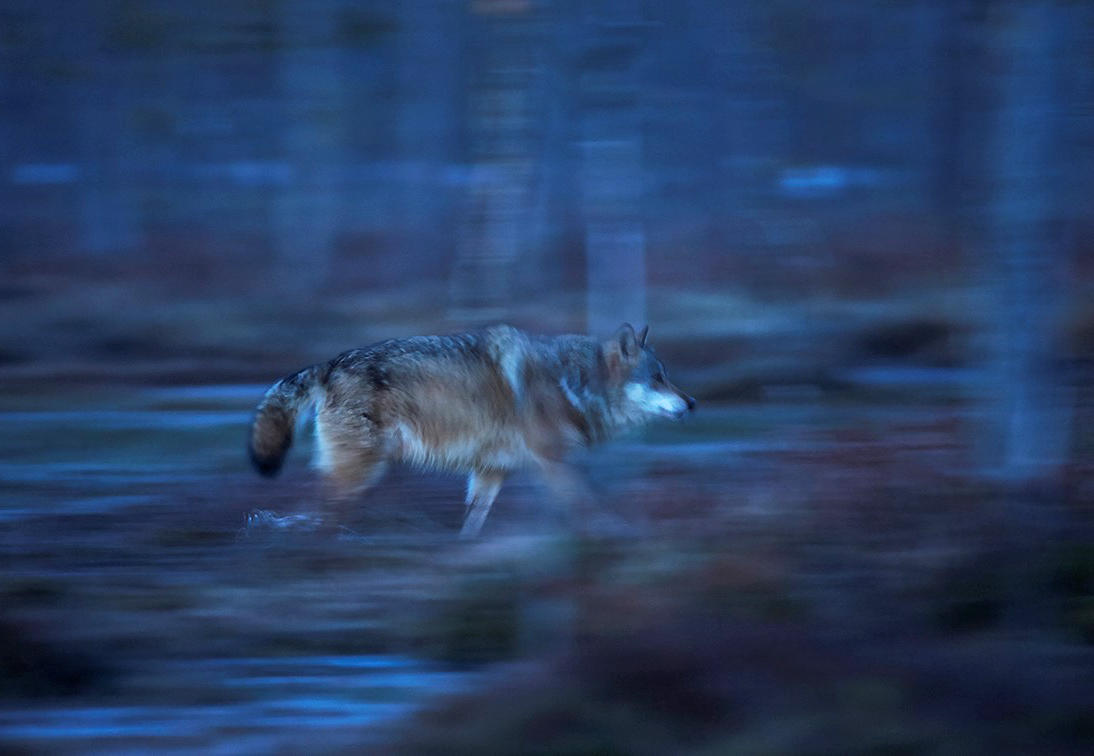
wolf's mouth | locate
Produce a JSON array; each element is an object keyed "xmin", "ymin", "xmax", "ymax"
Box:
[
  {"xmin": 625, "ymin": 383, "xmax": 694, "ymax": 420},
  {"xmin": 650, "ymin": 403, "xmax": 690, "ymax": 420},
  {"xmin": 668, "ymin": 406, "xmax": 690, "ymax": 420}
]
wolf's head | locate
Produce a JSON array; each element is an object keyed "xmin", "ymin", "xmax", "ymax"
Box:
[{"xmin": 603, "ymin": 323, "xmax": 696, "ymax": 423}]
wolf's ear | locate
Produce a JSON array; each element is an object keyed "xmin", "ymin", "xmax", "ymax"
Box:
[
  {"xmin": 616, "ymin": 323, "xmax": 639, "ymax": 359},
  {"xmin": 638, "ymin": 325, "xmax": 649, "ymax": 347},
  {"xmin": 604, "ymin": 323, "xmax": 639, "ymax": 373}
]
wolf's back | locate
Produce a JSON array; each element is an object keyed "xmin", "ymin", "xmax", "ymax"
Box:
[{"xmin": 249, "ymin": 363, "xmax": 325, "ymax": 477}]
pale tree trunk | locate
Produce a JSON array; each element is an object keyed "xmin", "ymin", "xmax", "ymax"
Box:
[
  {"xmin": 449, "ymin": 0, "xmax": 542, "ymax": 323},
  {"xmin": 970, "ymin": 3, "xmax": 1076, "ymax": 631},
  {"xmin": 579, "ymin": 0, "xmax": 646, "ymax": 337},
  {"xmin": 977, "ymin": 1, "xmax": 1070, "ymax": 487}
]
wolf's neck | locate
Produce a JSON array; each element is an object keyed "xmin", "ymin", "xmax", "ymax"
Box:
[{"xmin": 553, "ymin": 338, "xmax": 625, "ymax": 445}]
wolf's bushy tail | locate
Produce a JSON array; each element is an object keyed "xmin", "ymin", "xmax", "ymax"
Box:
[{"xmin": 249, "ymin": 363, "xmax": 325, "ymax": 477}]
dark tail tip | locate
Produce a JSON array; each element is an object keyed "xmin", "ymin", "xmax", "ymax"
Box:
[
  {"xmin": 249, "ymin": 443, "xmax": 284, "ymax": 477},
  {"xmin": 248, "ymin": 406, "xmax": 293, "ymax": 478}
]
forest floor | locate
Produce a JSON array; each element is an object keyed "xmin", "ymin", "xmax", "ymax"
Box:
[{"xmin": 1, "ymin": 272, "xmax": 1092, "ymax": 752}]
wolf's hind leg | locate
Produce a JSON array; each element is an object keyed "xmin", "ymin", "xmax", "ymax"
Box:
[
  {"xmin": 460, "ymin": 471, "xmax": 505, "ymax": 538},
  {"xmin": 315, "ymin": 411, "xmax": 388, "ymax": 496},
  {"xmin": 321, "ymin": 447, "xmax": 387, "ymax": 500},
  {"xmin": 314, "ymin": 447, "xmax": 387, "ymax": 530}
]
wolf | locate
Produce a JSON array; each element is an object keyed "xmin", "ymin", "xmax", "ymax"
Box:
[{"xmin": 248, "ymin": 323, "xmax": 695, "ymax": 537}]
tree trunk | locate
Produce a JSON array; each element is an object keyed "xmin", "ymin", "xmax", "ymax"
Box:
[
  {"xmin": 977, "ymin": 1, "xmax": 1070, "ymax": 486},
  {"xmin": 579, "ymin": 0, "xmax": 647, "ymax": 336}
]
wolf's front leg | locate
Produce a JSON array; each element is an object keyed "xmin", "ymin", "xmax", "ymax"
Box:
[
  {"xmin": 538, "ymin": 460, "xmax": 632, "ymax": 535},
  {"xmin": 460, "ymin": 471, "xmax": 505, "ymax": 538},
  {"xmin": 536, "ymin": 460, "xmax": 594, "ymax": 527}
]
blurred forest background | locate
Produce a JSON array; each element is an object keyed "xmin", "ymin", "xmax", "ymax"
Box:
[{"xmin": 2, "ymin": 0, "xmax": 1094, "ymax": 752}]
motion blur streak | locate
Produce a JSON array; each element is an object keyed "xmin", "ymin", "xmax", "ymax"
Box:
[{"xmin": 1, "ymin": 1, "xmax": 1092, "ymax": 753}]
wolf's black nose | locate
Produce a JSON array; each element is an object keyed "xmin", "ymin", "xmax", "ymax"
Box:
[{"xmin": 685, "ymin": 394, "xmax": 696, "ymax": 411}]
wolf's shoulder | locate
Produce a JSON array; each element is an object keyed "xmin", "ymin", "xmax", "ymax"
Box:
[
  {"xmin": 482, "ymin": 326, "xmax": 596, "ymax": 363},
  {"xmin": 480, "ymin": 324, "xmax": 530, "ymax": 355}
]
